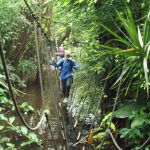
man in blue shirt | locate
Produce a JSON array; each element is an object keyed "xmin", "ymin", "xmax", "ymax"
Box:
[{"xmin": 53, "ymin": 50, "xmax": 78, "ymax": 99}]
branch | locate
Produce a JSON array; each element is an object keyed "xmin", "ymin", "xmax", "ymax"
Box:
[
  {"xmin": 58, "ymin": 28, "xmax": 71, "ymax": 46},
  {"xmin": 73, "ymin": 135, "xmax": 88, "ymax": 147},
  {"xmin": 136, "ymin": 136, "xmax": 150, "ymax": 150},
  {"xmin": 106, "ymin": 129, "xmax": 123, "ymax": 150}
]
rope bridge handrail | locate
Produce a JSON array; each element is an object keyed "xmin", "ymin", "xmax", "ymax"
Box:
[
  {"xmin": 0, "ymin": 1, "xmax": 64, "ymax": 148},
  {"xmin": 0, "ymin": 27, "xmax": 60, "ymax": 150}
]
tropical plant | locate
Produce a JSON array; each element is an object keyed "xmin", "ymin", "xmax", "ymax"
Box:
[
  {"xmin": 100, "ymin": 7, "xmax": 150, "ymax": 99},
  {"xmin": 17, "ymin": 59, "xmax": 36, "ymax": 80},
  {"xmin": 94, "ymin": 6, "xmax": 150, "ymax": 149},
  {"xmin": 0, "ymin": 87, "xmax": 42, "ymax": 149},
  {"xmin": 119, "ymin": 102, "xmax": 150, "ymax": 149},
  {"xmin": 92, "ymin": 113, "xmax": 116, "ymax": 149},
  {"xmin": 0, "ymin": 62, "xmax": 26, "ymax": 89}
]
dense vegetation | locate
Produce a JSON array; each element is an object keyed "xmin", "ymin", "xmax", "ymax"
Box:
[
  {"xmin": 53, "ymin": 0, "xmax": 150, "ymax": 149},
  {"xmin": 0, "ymin": 0, "xmax": 150, "ymax": 149}
]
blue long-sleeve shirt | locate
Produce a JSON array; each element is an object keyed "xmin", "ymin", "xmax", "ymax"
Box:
[{"xmin": 54, "ymin": 58, "xmax": 78, "ymax": 80}]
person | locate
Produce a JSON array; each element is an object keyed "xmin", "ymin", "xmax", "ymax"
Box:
[
  {"xmin": 58, "ymin": 44, "xmax": 64, "ymax": 55},
  {"xmin": 53, "ymin": 50, "xmax": 79, "ymax": 101},
  {"xmin": 55, "ymin": 44, "xmax": 64, "ymax": 59}
]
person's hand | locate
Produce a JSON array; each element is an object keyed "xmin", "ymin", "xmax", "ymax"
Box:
[{"xmin": 52, "ymin": 57, "xmax": 55, "ymax": 61}]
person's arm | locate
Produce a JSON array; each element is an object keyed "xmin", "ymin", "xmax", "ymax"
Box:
[
  {"xmin": 56, "ymin": 58, "xmax": 64, "ymax": 67},
  {"xmin": 52, "ymin": 57, "xmax": 57, "ymax": 67},
  {"xmin": 72, "ymin": 60, "xmax": 79, "ymax": 70},
  {"xmin": 52, "ymin": 57, "xmax": 63, "ymax": 68}
]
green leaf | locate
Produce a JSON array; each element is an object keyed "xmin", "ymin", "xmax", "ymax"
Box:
[
  {"xmin": 20, "ymin": 102, "xmax": 34, "ymax": 111},
  {"xmin": 6, "ymin": 143, "xmax": 15, "ymax": 148},
  {"xmin": 132, "ymin": 128, "xmax": 141, "ymax": 137},
  {"xmin": 127, "ymin": 0, "xmax": 132, "ymax": 3},
  {"xmin": 20, "ymin": 126, "xmax": 28, "ymax": 135},
  {"xmin": 20, "ymin": 102, "xmax": 28, "ymax": 107},
  {"xmin": 28, "ymin": 132, "xmax": 38, "ymax": 142},
  {"xmin": 131, "ymin": 116, "xmax": 145, "ymax": 128},
  {"xmin": 143, "ymin": 16, "xmax": 150, "ymax": 45},
  {"xmin": 100, "ymin": 23, "xmax": 132, "ymax": 47},
  {"xmin": 20, "ymin": 140, "xmax": 34, "ymax": 147},
  {"xmin": 93, "ymin": 127, "xmax": 104, "ymax": 133},
  {"xmin": 116, "ymin": 7, "xmax": 140, "ymax": 47},
  {"xmin": 93, "ymin": 132, "xmax": 106, "ymax": 140},
  {"xmin": 0, "ymin": 126, "xmax": 4, "ymax": 130},
  {"xmin": 106, "ymin": 122, "xmax": 116, "ymax": 132},
  {"xmin": 78, "ymin": 0, "xmax": 84, "ymax": 3},
  {"xmin": 100, "ymin": 112, "xmax": 112, "ymax": 126},
  {"xmin": 0, "ymin": 137, "xmax": 10, "ymax": 142},
  {"xmin": 9, "ymin": 116, "xmax": 15, "ymax": 124},
  {"xmin": 119, "ymin": 128, "xmax": 130, "ymax": 138},
  {"xmin": 0, "ymin": 114, "xmax": 8, "ymax": 121},
  {"xmin": 7, "ymin": 126, "xmax": 17, "ymax": 132},
  {"xmin": 113, "ymin": 66, "xmax": 130, "ymax": 86},
  {"xmin": 143, "ymin": 45, "xmax": 150, "ymax": 98},
  {"xmin": 43, "ymin": 0, "xmax": 52, "ymax": 5},
  {"xmin": 114, "ymin": 103, "xmax": 143, "ymax": 118},
  {"xmin": 99, "ymin": 45, "xmax": 138, "ymax": 57},
  {"xmin": 137, "ymin": 26, "xmax": 143, "ymax": 47}
]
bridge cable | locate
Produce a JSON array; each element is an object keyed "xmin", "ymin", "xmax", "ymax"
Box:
[
  {"xmin": 75, "ymin": 74, "xmax": 100, "ymax": 141},
  {"xmin": 34, "ymin": 23, "xmax": 59, "ymax": 149},
  {"xmin": 81, "ymin": 73, "xmax": 108, "ymax": 149},
  {"xmin": 22, "ymin": 0, "xmax": 55, "ymax": 59},
  {"xmin": 34, "ymin": 21, "xmax": 44, "ymax": 102},
  {"xmin": 68, "ymin": 74, "xmax": 94, "ymax": 142},
  {"xmin": 0, "ymin": 20, "xmax": 59, "ymax": 150},
  {"xmin": 45, "ymin": 113, "xmax": 58, "ymax": 150},
  {"xmin": 0, "ymin": 33, "xmax": 45, "ymax": 131},
  {"xmin": 43, "ymin": 36, "xmax": 68, "ymax": 148}
]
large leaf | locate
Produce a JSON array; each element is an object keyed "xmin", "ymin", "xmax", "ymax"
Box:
[
  {"xmin": 114, "ymin": 103, "xmax": 143, "ymax": 118},
  {"xmin": 0, "ymin": 114, "xmax": 8, "ymax": 121},
  {"xmin": 143, "ymin": 13, "xmax": 150, "ymax": 45},
  {"xmin": 116, "ymin": 7, "xmax": 140, "ymax": 48},
  {"xmin": 106, "ymin": 122, "xmax": 116, "ymax": 132},
  {"xmin": 8, "ymin": 116, "xmax": 15, "ymax": 124},
  {"xmin": 143, "ymin": 45, "xmax": 150, "ymax": 98},
  {"xmin": 21, "ymin": 140, "xmax": 34, "ymax": 147},
  {"xmin": 112, "ymin": 66, "xmax": 130, "ymax": 87},
  {"xmin": 0, "ymin": 125, "xmax": 4, "ymax": 130},
  {"xmin": 20, "ymin": 126, "xmax": 28, "ymax": 135},
  {"xmin": 138, "ymin": 26, "xmax": 143, "ymax": 47},
  {"xmin": 100, "ymin": 23, "xmax": 132, "ymax": 47},
  {"xmin": 131, "ymin": 116, "xmax": 145, "ymax": 128},
  {"xmin": 93, "ymin": 132, "xmax": 106, "ymax": 140},
  {"xmin": 99, "ymin": 44, "xmax": 138, "ymax": 57},
  {"xmin": 100, "ymin": 112, "xmax": 112, "ymax": 126},
  {"xmin": 28, "ymin": 132, "xmax": 38, "ymax": 142}
]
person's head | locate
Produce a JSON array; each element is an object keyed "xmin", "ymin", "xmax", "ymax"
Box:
[{"xmin": 64, "ymin": 50, "xmax": 71, "ymax": 58}]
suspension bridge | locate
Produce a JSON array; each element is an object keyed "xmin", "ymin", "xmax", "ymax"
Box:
[{"xmin": 1, "ymin": 1, "xmax": 145, "ymax": 150}]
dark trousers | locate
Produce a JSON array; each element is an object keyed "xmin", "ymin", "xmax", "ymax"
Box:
[{"xmin": 61, "ymin": 76, "xmax": 73, "ymax": 98}]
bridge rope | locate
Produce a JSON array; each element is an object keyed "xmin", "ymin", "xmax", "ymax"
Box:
[
  {"xmin": 22, "ymin": 2, "xmax": 68, "ymax": 148},
  {"xmin": 34, "ymin": 23, "xmax": 60, "ymax": 149},
  {"xmin": 75, "ymin": 74, "xmax": 100, "ymax": 140},
  {"xmin": 0, "ymin": 22, "xmax": 60, "ymax": 150},
  {"xmin": 34, "ymin": 21, "xmax": 45, "ymax": 102},
  {"xmin": 22, "ymin": 0, "xmax": 52, "ymax": 47},
  {"xmin": 0, "ymin": 1, "xmax": 67, "ymax": 149},
  {"xmin": 2, "ymin": 1, "xmax": 148, "ymax": 150},
  {"xmin": 0, "ymin": 32, "xmax": 46, "ymax": 131},
  {"xmin": 43, "ymin": 35, "xmax": 68, "ymax": 149}
]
